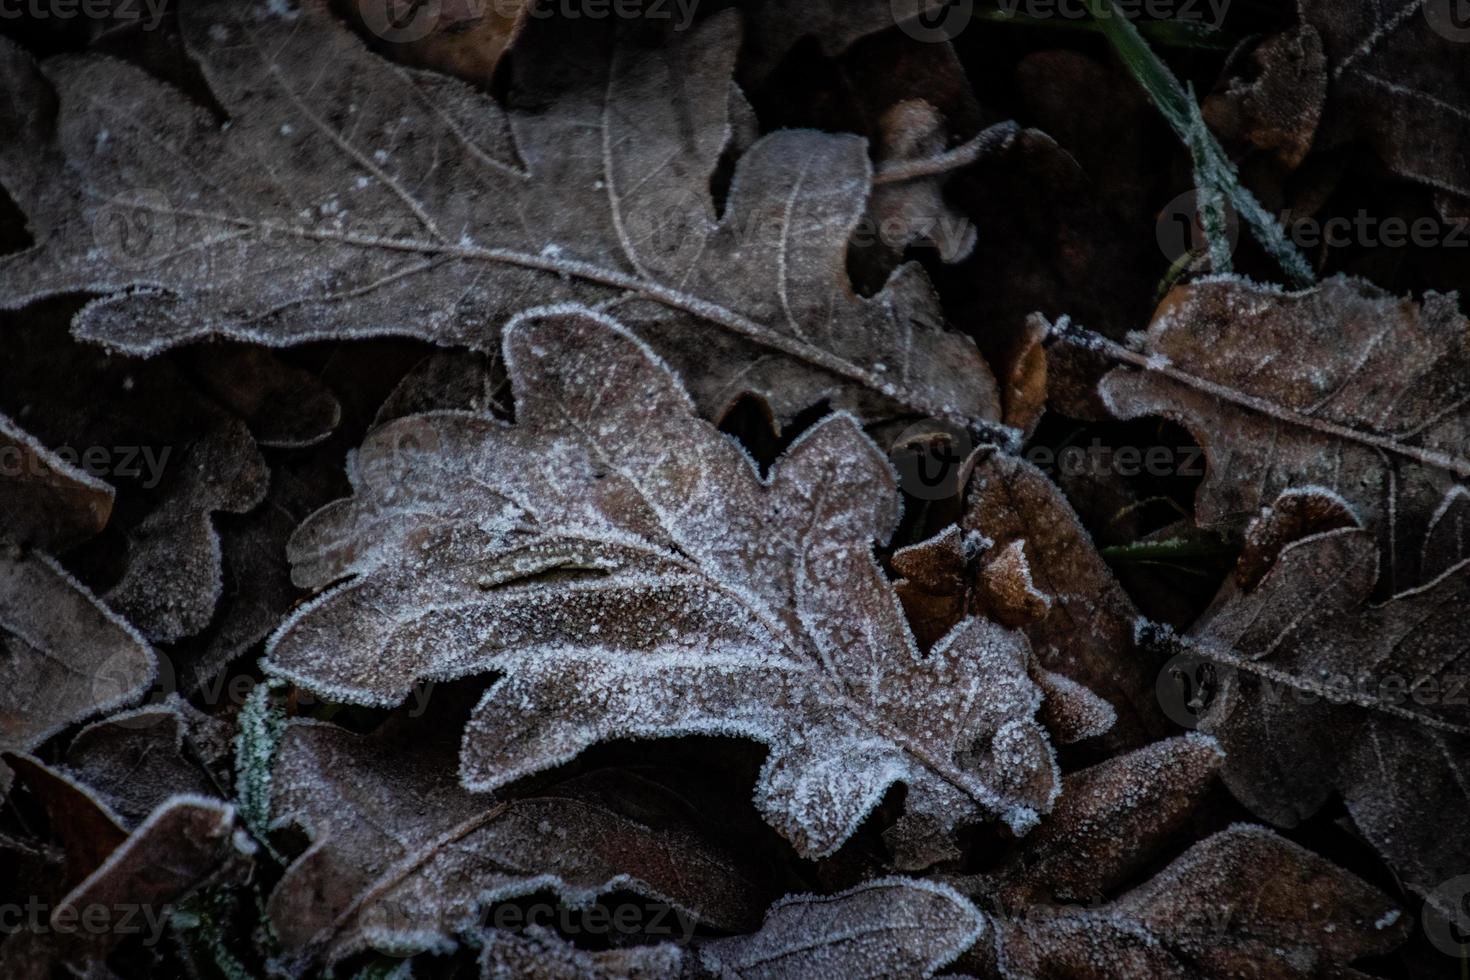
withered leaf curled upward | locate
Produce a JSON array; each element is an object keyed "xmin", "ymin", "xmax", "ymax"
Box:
[
  {"xmin": 0, "ymin": 1, "xmax": 997, "ymax": 428},
  {"xmin": 268, "ymin": 307, "xmax": 1065, "ymax": 858},
  {"xmin": 962, "ymin": 737, "xmax": 1409, "ymax": 977},
  {"xmin": 1097, "ymin": 275, "xmax": 1470, "ymax": 592},
  {"xmin": 1176, "ymin": 524, "xmax": 1470, "ymax": 924},
  {"xmin": 267, "ymin": 720, "xmax": 761, "ymax": 964},
  {"xmin": 700, "ymin": 878, "xmax": 985, "ymax": 980}
]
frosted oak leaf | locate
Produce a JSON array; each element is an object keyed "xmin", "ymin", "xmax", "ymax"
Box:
[
  {"xmin": 0, "ymin": 2, "xmax": 998, "ymax": 429},
  {"xmin": 267, "ymin": 306, "xmax": 1063, "ymax": 857},
  {"xmin": 1165, "ymin": 523, "xmax": 1470, "ymax": 926},
  {"xmin": 1093, "ymin": 275, "xmax": 1470, "ymax": 592}
]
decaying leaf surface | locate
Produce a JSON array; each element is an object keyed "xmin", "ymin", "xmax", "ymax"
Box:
[
  {"xmin": 0, "ymin": 553, "xmax": 156, "ymax": 772},
  {"xmin": 1178, "ymin": 524, "xmax": 1470, "ymax": 921},
  {"xmin": 700, "ymin": 878, "xmax": 985, "ymax": 980},
  {"xmin": 0, "ymin": 2, "xmax": 997, "ymax": 429},
  {"xmin": 1097, "ymin": 275, "xmax": 1470, "ymax": 592},
  {"xmin": 268, "ymin": 718, "xmax": 762, "ymax": 963},
  {"xmin": 267, "ymin": 306, "xmax": 1063, "ymax": 858}
]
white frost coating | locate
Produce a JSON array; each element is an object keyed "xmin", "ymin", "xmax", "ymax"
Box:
[
  {"xmin": 267, "ymin": 307, "xmax": 1068, "ymax": 859},
  {"xmin": 1273, "ymin": 484, "xmax": 1361, "ymax": 522}
]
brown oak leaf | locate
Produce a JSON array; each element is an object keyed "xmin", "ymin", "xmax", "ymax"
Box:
[
  {"xmin": 699, "ymin": 877, "xmax": 984, "ymax": 980},
  {"xmin": 1095, "ymin": 275, "xmax": 1470, "ymax": 592},
  {"xmin": 265, "ymin": 306, "xmax": 1068, "ymax": 858},
  {"xmin": 0, "ymin": 4, "xmax": 997, "ymax": 429},
  {"xmin": 1166, "ymin": 522, "xmax": 1470, "ymax": 924},
  {"xmin": 268, "ymin": 718, "xmax": 764, "ymax": 965}
]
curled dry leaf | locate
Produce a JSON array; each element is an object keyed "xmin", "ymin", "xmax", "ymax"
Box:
[
  {"xmin": 268, "ymin": 719, "xmax": 762, "ymax": 965},
  {"xmin": 1174, "ymin": 522, "xmax": 1470, "ymax": 923},
  {"xmin": 1096, "ymin": 275, "xmax": 1470, "ymax": 592},
  {"xmin": 700, "ymin": 878, "xmax": 985, "ymax": 980},
  {"xmin": 0, "ymin": 3, "xmax": 997, "ymax": 429},
  {"xmin": 963, "ymin": 449, "xmax": 1161, "ymax": 747},
  {"xmin": 0, "ymin": 761, "xmax": 248, "ymax": 980},
  {"xmin": 267, "ymin": 306, "xmax": 1067, "ymax": 858}
]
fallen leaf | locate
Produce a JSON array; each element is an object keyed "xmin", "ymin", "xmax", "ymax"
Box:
[
  {"xmin": 0, "ymin": 553, "xmax": 156, "ymax": 787},
  {"xmin": 1299, "ymin": 0, "xmax": 1470, "ymax": 200},
  {"xmin": 268, "ymin": 718, "xmax": 763, "ymax": 964},
  {"xmin": 962, "ymin": 449, "xmax": 1163, "ymax": 747},
  {"xmin": 62, "ymin": 704, "xmax": 220, "ymax": 826},
  {"xmin": 699, "ymin": 877, "xmax": 984, "ymax": 980},
  {"xmin": 0, "ymin": 311, "xmax": 274, "ymax": 643},
  {"xmin": 0, "ymin": 5, "xmax": 998, "ymax": 429},
  {"xmin": 0, "ymin": 412, "xmax": 113, "ymax": 552},
  {"xmin": 1095, "ymin": 275, "xmax": 1470, "ymax": 591},
  {"xmin": 267, "ymin": 306, "xmax": 1066, "ymax": 858},
  {"xmin": 985, "ymin": 824, "xmax": 1409, "ymax": 978},
  {"xmin": 1173, "ymin": 523, "xmax": 1470, "ymax": 924}
]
